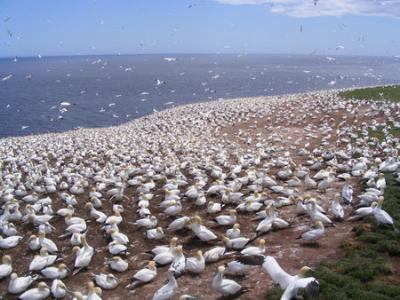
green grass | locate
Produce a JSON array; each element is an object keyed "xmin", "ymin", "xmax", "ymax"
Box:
[
  {"xmin": 338, "ymin": 85, "xmax": 400, "ymax": 102},
  {"xmin": 368, "ymin": 124, "xmax": 400, "ymax": 142},
  {"xmin": 266, "ymin": 174, "xmax": 400, "ymax": 300}
]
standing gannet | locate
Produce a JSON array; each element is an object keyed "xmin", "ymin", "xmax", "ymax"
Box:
[
  {"xmin": 8, "ymin": 273, "xmax": 39, "ymax": 294},
  {"xmin": 373, "ymin": 197, "xmax": 397, "ymax": 230},
  {"xmin": 171, "ymin": 245, "xmax": 186, "ymax": 276},
  {"xmin": 306, "ymin": 201, "xmax": 334, "ymax": 226},
  {"xmin": 297, "ymin": 221, "xmax": 325, "ymax": 243},
  {"xmin": 212, "ymin": 265, "xmax": 243, "ymax": 296},
  {"xmin": 185, "ymin": 250, "xmax": 205, "ymax": 274},
  {"xmin": 226, "ymin": 223, "xmax": 241, "ymax": 238},
  {"xmin": 188, "ymin": 216, "xmax": 218, "ymax": 242},
  {"xmin": 127, "ymin": 261, "xmax": 157, "ymax": 289},
  {"xmin": 19, "ymin": 281, "xmax": 50, "ymax": 300},
  {"xmin": 331, "ymin": 194, "xmax": 344, "ymax": 220},
  {"xmin": 51, "ymin": 279, "xmax": 67, "ymax": 299},
  {"xmin": 92, "ymin": 273, "xmax": 119, "ymax": 289},
  {"xmin": 72, "ymin": 236, "xmax": 94, "ymax": 275},
  {"xmin": 152, "ymin": 268, "xmax": 178, "ymax": 300},
  {"xmin": 0, "ymin": 255, "xmax": 12, "ymax": 279},
  {"xmin": 341, "ymin": 182, "xmax": 353, "ymax": 205}
]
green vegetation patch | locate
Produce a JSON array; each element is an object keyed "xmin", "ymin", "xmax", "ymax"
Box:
[
  {"xmin": 266, "ymin": 174, "xmax": 400, "ymax": 300},
  {"xmin": 338, "ymin": 85, "xmax": 400, "ymax": 102}
]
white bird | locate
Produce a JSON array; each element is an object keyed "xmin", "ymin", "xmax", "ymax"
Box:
[
  {"xmin": 93, "ymin": 273, "xmax": 119, "ymax": 290},
  {"xmin": 8, "ymin": 273, "xmax": 39, "ymax": 294},
  {"xmin": 212, "ymin": 265, "xmax": 242, "ymax": 297},
  {"xmin": 348, "ymin": 202, "xmax": 377, "ymax": 221},
  {"xmin": 19, "ymin": 282, "xmax": 50, "ymax": 300},
  {"xmin": 226, "ymin": 223, "xmax": 241, "ymax": 239},
  {"xmin": 171, "ymin": 245, "xmax": 186, "ymax": 275},
  {"xmin": 51, "ymin": 279, "xmax": 67, "ymax": 299},
  {"xmin": 374, "ymin": 197, "xmax": 397, "ymax": 230},
  {"xmin": 0, "ymin": 235, "xmax": 22, "ymax": 249},
  {"xmin": 297, "ymin": 221, "xmax": 325, "ymax": 243},
  {"xmin": 215, "ymin": 209, "xmax": 237, "ymax": 226},
  {"xmin": 108, "ymin": 256, "xmax": 128, "ymax": 272},
  {"xmin": 0, "ymin": 255, "xmax": 12, "ymax": 279},
  {"xmin": 152, "ymin": 268, "xmax": 178, "ymax": 300},
  {"xmin": 41, "ymin": 263, "xmax": 69, "ymax": 279},
  {"xmin": 185, "ymin": 250, "xmax": 205, "ymax": 274},
  {"xmin": 331, "ymin": 194, "xmax": 344, "ymax": 220},
  {"xmin": 127, "ymin": 261, "xmax": 157, "ymax": 288},
  {"xmin": 342, "ymin": 183, "xmax": 353, "ymax": 204}
]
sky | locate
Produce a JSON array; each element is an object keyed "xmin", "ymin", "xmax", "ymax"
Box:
[{"xmin": 1, "ymin": 0, "xmax": 400, "ymax": 57}]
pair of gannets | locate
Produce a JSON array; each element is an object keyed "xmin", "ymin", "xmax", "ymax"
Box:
[{"xmin": 73, "ymin": 235, "xmax": 94, "ymax": 274}]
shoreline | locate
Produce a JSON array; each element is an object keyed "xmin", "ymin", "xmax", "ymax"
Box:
[{"xmin": 1, "ymin": 83, "xmax": 398, "ymax": 141}]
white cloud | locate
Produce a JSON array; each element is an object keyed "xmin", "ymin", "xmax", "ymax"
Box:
[{"xmin": 212, "ymin": 0, "xmax": 400, "ymax": 17}]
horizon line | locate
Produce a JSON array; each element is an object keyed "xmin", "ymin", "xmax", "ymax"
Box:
[{"xmin": 1, "ymin": 52, "xmax": 399, "ymax": 60}]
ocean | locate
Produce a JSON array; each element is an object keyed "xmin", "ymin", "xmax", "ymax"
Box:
[{"xmin": 0, "ymin": 54, "xmax": 399, "ymax": 138}]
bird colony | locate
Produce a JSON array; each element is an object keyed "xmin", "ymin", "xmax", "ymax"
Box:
[{"xmin": 0, "ymin": 90, "xmax": 399, "ymax": 300}]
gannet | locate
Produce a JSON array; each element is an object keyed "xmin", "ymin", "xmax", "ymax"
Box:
[
  {"xmin": 223, "ymin": 236, "xmax": 250, "ymax": 250},
  {"xmin": 348, "ymin": 202, "xmax": 377, "ymax": 221},
  {"xmin": 167, "ymin": 216, "xmax": 190, "ymax": 232},
  {"xmin": 41, "ymin": 263, "xmax": 69, "ymax": 279},
  {"xmin": 238, "ymin": 255, "xmax": 319, "ymax": 300},
  {"xmin": 188, "ymin": 216, "xmax": 218, "ymax": 242},
  {"xmin": 171, "ymin": 245, "xmax": 186, "ymax": 275},
  {"xmin": 297, "ymin": 221, "xmax": 325, "ymax": 243},
  {"xmin": 226, "ymin": 223, "xmax": 241, "ymax": 239},
  {"xmin": 152, "ymin": 268, "xmax": 178, "ymax": 300},
  {"xmin": 373, "ymin": 197, "xmax": 397, "ymax": 230},
  {"xmin": 151, "ymin": 237, "xmax": 178, "ymax": 255},
  {"xmin": 341, "ymin": 182, "xmax": 353, "ymax": 204},
  {"xmin": 215, "ymin": 209, "xmax": 237, "ymax": 226},
  {"xmin": 51, "ymin": 279, "xmax": 67, "ymax": 299},
  {"xmin": 93, "ymin": 273, "xmax": 119, "ymax": 289},
  {"xmin": 108, "ymin": 256, "xmax": 128, "ymax": 272},
  {"xmin": 240, "ymin": 239, "xmax": 266, "ymax": 256},
  {"xmin": 8, "ymin": 273, "xmax": 39, "ymax": 294},
  {"xmin": 146, "ymin": 227, "xmax": 165, "ymax": 240},
  {"xmin": 0, "ymin": 235, "xmax": 22, "ymax": 249},
  {"xmin": 127, "ymin": 261, "xmax": 157, "ymax": 288},
  {"xmin": 72, "ymin": 236, "xmax": 94, "ymax": 275},
  {"xmin": 186, "ymin": 250, "xmax": 205, "ymax": 274},
  {"xmin": 19, "ymin": 282, "xmax": 50, "ymax": 300},
  {"xmin": 212, "ymin": 265, "xmax": 243, "ymax": 296},
  {"xmin": 331, "ymin": 194, "xmax": 344, "ymax": 220},
  {"xmin": 0, "ymin": 255, "xmax": 12, "ymax": 279}
]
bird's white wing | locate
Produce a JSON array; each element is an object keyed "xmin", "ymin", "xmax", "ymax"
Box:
[
  {"xmin": 281, "ymin": 277, "xmax": 319, "ymax": 300},
  {"xmin": 262, "ymin": 256, "xmax": 292, "ymax": 289}
]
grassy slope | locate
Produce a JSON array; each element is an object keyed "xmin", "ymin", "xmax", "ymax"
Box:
[
  {"xmin": 266, "ymin": 87, "xmax": 400, "ymax": 299},
  {"xmin": 338, "ymin": 85, "xmax": 400, "ymax": 103}
]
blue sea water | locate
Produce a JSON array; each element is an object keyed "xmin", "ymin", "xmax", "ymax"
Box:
[{"xmin": 0, "ymin": 54, "xmax": 399, "ymax": 138}]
